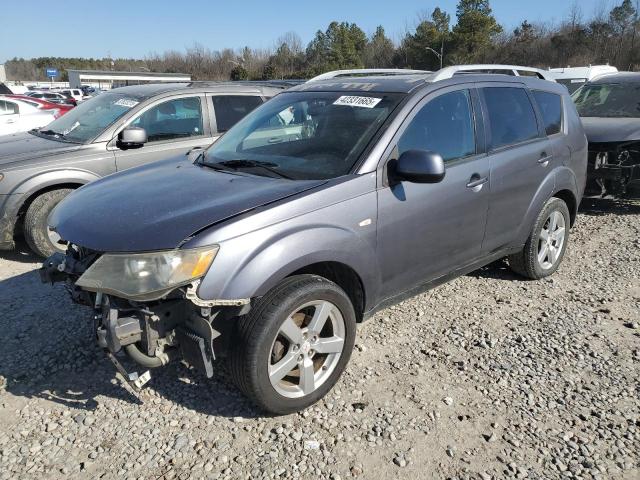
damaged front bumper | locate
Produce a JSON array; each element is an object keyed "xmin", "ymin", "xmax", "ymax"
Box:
[
  {"xmin": 40, "ymin": 247, "xmax": 247, "ymax": 391},
  {"xmin": 586, "ymin": 141, "xmax": 640, "ymax": 197}
]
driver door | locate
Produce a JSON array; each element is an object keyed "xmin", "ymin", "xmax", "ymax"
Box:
[
  {"xmin": 113, "ymin": 94, "xmax": 211, "ymax": 172},
  {"xmin": 376, "ymin": 87, "xmax": 490, "ymax": 299},
  {"xmin": 0, "ymin": 100, "xmax": 20, "ymax": 135}
]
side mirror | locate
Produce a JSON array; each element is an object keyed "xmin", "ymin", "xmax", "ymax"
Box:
[
  {"xmin": 393, "ymin": 149, "xmax": 445, "ymax": 184},
  {"xmin": 117, "ymin": 127, "xmax": 147, "ymax": 150}
]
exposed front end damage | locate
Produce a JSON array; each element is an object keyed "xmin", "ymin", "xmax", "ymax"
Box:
[
  {"xmin": 586, "ymin": 141, "xmax": 640, "ymax": 198},
  {"xmin": 40, "ymin": 246, "xmax": 248, "ymax": 392}
]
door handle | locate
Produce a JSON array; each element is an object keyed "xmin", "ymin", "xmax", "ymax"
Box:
[
  {"xmin": 268, "ymin": 137, "xmax": 283, "ymax": 144},
  {"xmin": 538, "ymin": 152, "xmax": 552, "ymax": 165},
  {"xmin": 466, "ymin": 175, "xmax": 488, "ymax": 189},
  {"xmin": 6, "ymin": 118, "xmax": 16, "ymax": 124}
]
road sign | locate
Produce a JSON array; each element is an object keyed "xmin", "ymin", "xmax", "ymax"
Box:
[{"xmin": 45, "ymin": 68, "xmax": 58, "ymax": 78}]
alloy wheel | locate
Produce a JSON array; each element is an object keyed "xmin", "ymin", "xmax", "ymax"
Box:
[
  {"xmin": 537, "ymin": 210, "xmax": 566, "ymax": 270},
  {"xmin": 268, "ymin": 300, "xmax": 346, "ymax": 399}
]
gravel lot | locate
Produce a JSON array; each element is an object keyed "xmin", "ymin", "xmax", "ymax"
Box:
[{"xmin": 0, "ymin": 198, "xmax": 638, "ymax": 480}]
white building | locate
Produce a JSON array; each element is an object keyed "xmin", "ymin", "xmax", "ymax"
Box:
[
  {"xmin": 67, "ymin": 69, "xmax": 191, "ymax": 89},
  {"xmin": 0, "ymin": 64, "xmax": 6, "ymax": 83}
]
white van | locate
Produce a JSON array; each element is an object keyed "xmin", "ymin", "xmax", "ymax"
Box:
[{"xmin": 547, "ymin": 65, "xmax": 619, "ymax": 93}]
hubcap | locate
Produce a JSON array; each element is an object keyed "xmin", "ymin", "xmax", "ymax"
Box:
[
  {"xmin": 268, "ymin": 300, "xmax": 345, "ymax": 399},
  {"xmin": 537, "ymin": 210, "xmax": 566, "ymax": 270}
]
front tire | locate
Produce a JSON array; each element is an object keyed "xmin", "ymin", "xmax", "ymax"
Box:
[
  {"xmin": 229, "ymin": 275, "xmax": 356, "ymax": 415},
  {"xmin": 508, "ymin": 197, "xmax": 570, "ymax": 280},
  {"xmin": 23, "ymin": 188, "xmax": 72, "ymax": 258}
]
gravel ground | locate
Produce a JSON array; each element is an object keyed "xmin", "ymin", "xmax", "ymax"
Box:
[{"xmin": 0, "ymin": 198, "xmax": 638, "ymax": 480}]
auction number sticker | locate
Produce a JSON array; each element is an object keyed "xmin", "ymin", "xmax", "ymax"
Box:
[
  {"xmin": 114, "ymin": 98, "xmax": 140, "ymax": 108},
  {"xmin": 333, "ymin": 96, "xmax": 382, "ymax": 108}
]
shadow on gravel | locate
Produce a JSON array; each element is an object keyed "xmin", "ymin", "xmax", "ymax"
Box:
[
  {"xmin": 467, "ymin": 259, "xmax": 527, "ymax": 282},
  {"xmin": 0, "ymin": 239, "xmax": 40, "ymax": 264},
  {"xmin": 579, "ymin": 197, "xmax": 640, "ymax": 216},
  {"xmin": 0, "ymin": 269, "xmax": 263, "ymax": 420}
]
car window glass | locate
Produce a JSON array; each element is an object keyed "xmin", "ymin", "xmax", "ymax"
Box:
[
  {"xmin": 213, "ymin": 95, "xmax": 263, "ymax": 133},
  {"xmin": 0, "ymin": 100, "xmax": 18, "ymax": 115},
  {"xmin": 131, "ymin": 97, "xmax": 204, "ymax": 142},
  {"xmin": 397, "ymin": 89, "xmax": 476, "ymax": 162},
  {"xmin": 483, "ymin": 87, "xmax": 540, "ymax": 149},
  {"xmin": 532, "ymin": 91, "xmax": 562, "ymax": 135}
]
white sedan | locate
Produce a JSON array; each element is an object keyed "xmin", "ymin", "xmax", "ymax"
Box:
[{"xmin": 0, "ymin": 97, "xmax": 56, "ymax": 136}]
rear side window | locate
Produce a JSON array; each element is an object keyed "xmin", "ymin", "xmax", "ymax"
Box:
[
  {"xmin": 532, "ymin": 91, "xmax": 562, "ymax": 135},
  {"xmin": 212, "ymin": 95, "xmax": 263, "ymax": 133},
  {"xmin": 398, "ymin": 89, "xmax": 476, "ymax": 162},
  {"xmin": 483, "ymin": 87, "xmax": 540, "ymax": 149},
  {"xmin": 0, "ymin": 100, "xmax": 18, "ymax": 115}
]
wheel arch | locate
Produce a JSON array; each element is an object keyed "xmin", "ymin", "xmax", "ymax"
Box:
[
  {"xmin": 289, "ymin": 261, "xmax": 366, "ymax": 322},
  {"xmin": 552, "ymin": 188, "xmax": 578, "ymax": 227}
]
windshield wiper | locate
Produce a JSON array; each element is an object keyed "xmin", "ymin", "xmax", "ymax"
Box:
[
  {"xmin": 217, "ymin": 160, "xmax": 293, "ymax": 179},
  {"xmin": 38, "ymin": 128, "xmax": 65, "ymax": 137}
]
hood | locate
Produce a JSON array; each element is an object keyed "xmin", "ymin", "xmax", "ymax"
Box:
[
  {"xmin": 0, "ymin": 132, "xmax": 87, "ymax": 168},
  {"xmin": 581, "ymin": 117, "xmax": 640, "ymax": 143},
  {"xmin": 50, "ymin": 158, "xmax": 325, "ymax": 252}
]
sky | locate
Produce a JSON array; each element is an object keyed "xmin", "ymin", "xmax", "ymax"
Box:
[{"xmin": 0, "ymin": 0, "xmax": 613, "ymax": 63}]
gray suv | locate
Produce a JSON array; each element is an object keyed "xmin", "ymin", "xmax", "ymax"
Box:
[
  {"xmin": 0, "ymin": 82, "xmax": 289, "ymax": 257},
  {"xmin": 41, "ymin": 74, "xmax": 587, "ymax": 414}
]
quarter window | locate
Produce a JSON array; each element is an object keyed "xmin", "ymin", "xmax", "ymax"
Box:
[
  {"xmin": 532, "ymin": 91, "xmax": 562, "ymax": 136},
  {"xmin": 0, "ymin": 100, "xmax": 18, "ymax": 115},
  {"xmin": 398, "ymin": 90, "xmax": 476, "ymax": 162},
  {"xmin": 131, "ymin": 97, "xmax": 204, "ymax": 142},
  {"xmin": 483, "ymin": 87, "xmax": 540, "ymax": 149},
  {"xmin": 212, "ymin": 95, "xmax": 263, "ymax": 133}
]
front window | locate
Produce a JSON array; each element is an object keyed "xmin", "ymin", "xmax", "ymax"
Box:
[
  {"xmin": 130, "ymin": 97, "xmax": 204, "ymax": 142},
  {"xmin": 36, "ymin": 92, "xmax": 144, "ymax": 143},
  {"xmin": 572, "ymin": 82, "xmax": 640, "ymax": 118},
  {"xmin": 203, "ymin": 91, "xmax": 403, "ymax": 180}
]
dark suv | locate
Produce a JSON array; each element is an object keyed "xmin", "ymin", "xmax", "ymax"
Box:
[{"xmin": 42, "ymin": 74, "xmax": 587, "ymax": 414}]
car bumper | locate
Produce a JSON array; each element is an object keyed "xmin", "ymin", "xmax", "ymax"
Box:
[{"xmin": 0, "ymin": 193, "xmax": 23, "ymax": 250}]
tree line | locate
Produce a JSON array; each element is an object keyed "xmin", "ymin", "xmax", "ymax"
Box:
[{"xmin": 5, "ymin": 0, "xmax": 639, "ymax": 82}]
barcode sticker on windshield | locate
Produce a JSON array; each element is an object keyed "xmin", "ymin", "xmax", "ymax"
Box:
[
  {"xmin": 333, "ymin": 96, "xmax": 382, "ymax": 108},
  {"xmin": 114, "ymin": 98, "xmax": 139, "ymax": 108}
]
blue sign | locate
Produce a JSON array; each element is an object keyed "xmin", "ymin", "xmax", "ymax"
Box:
[{"xmin": 45, "ymin": 68, "xmax": 58, "ymax": 78}]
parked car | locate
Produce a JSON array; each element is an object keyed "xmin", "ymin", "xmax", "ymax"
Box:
[
  {"xmin": 41, "ymin": 73, "xmax": 587, "ymax": 414},
  {"xmin": 24, "ymin": 91, "xmax": 76, "ymax": 106},
  {"xmin": 548, "ymin": 65, "xmax": 618, "ymax": 93},
  {"xmin": 0, "ymin": 81, "xmax": 291, "ymax": 257},
  {"xmin": 0, "ymin": 83, "xmax": 13, "ymax": 95},
  {"xmin": 61, "ymin": 88, "xmax": 84, "ymax": 103},
  {"xmin": 0, "ymin": 96, "xmax": 56, "ymax": 136},
  {"xmin": 5, "ymin": 94, "xmax": 73, "ymax": 118},
  {"xmin": 571, "ymin": 72, "xmax": 640, "ymax": 197}
]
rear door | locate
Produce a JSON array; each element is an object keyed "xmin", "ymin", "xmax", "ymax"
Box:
[
  {"xmin": 376, "ymin": 86, "xmax": 490, "ymax": 297},
  {"xmin": 113, "ymin": 94, "xmax": 211, "ymax": 171},
  {"xmin": 209, "ymin": 94, "xmax": 264, "ymax": 137},
  {"xmin": 0, "ymin": 100, "xmax": 19, "ymax": 134},
  {"xmin": 480, "ymin": 84, "xmax": 554, "ymax": 252}
]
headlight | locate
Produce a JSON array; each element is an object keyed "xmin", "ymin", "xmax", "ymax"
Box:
[{"xmin": 76, "ymin": 246, "xmax": 219, "ymax": 301}]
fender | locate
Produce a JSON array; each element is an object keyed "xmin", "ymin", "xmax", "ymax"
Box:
[
  {"xmin": 10, "ymin": 168, "xmax": 101, "ymax": 197},
  {"xmin": 514, "ymin": 168, "xmax": 556, "ymax": 245},
  {"xmin": 197, "ymin": 224, "xmax": 380, "ymax": 309}
]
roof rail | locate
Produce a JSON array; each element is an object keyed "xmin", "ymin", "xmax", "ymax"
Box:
[
  {"xmin": 430, "ymin": 65, "xmax": 555, "ymax": 82},
  {"xmin": 307, "ymin": 69, "xmax": 431, "ymax": 82},
  {"xmin": 187, "ymin": 80, "xmax": 303, "ymax": 88}
]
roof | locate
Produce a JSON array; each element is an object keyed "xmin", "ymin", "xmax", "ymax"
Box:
[
  {"xmin": 430, "ymin": 64, "xmax": 555, "ymax": 81},
  {"xmin": 307, "ymin": 69, "xmax": 431, "ymax": 82},
  {"xmin": 289, "ymin": 72, "xmax": 562, "ymax": 95},
  {"xmin": 95, "ymin": 81, "xmax": 289, "ymax": 99},
  {"xmin": 588, "ymin": 72, "xmax": 640, "ymax": 84}
]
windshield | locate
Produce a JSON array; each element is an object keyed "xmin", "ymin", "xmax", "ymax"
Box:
[
  {"xmin": 572, "ymin": 82, "xmax": 640, "ymax": 118},
  {"xmin": 38, "ymin": 92, "xmax": 143, "ymax": 143},
  {"xmin": 203, "ymin": 91, "xmax": 403, "ymax": 180}
]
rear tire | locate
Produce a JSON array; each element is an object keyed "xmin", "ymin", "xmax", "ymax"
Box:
[
  {"xmin": 24, "ymin": 189, "xmax": 72, "ymax": 258},
  {"xmin": 508, "ymin": 197, "xmax": 570, "ymax": 280},
  {"xmin": 229, "ymin": 275, "xmax": 356, "ymax": 415}
]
